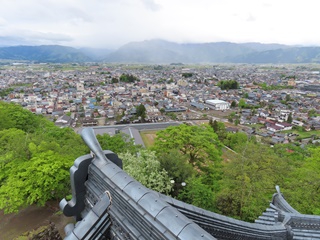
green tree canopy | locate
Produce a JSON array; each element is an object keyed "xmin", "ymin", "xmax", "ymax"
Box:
[
  {"xmin": 216, "ymin": 142, "xmax": 288, "ymax": 221},
  {"xmin": 182, "ymin": 73, "xmax": 193, "ymax": 78},
  {"xmin": 111, "ymin": 77, "xmax": 119, "ymax": 83},
  {"xmin": 0, "ymin": 102, "xmax": 41, "ymax": 132},
  {"xmin": 0, "ymin": 128, "xmax": 29, "ymax": 165},
  {"xmin": 218, "ymin": 80, "xmax": 239, "ymax": 90},
  {"xmin": 284, "ymin": 147, "xmax": 320, "ymax": 214},
  {"xmin": 158, "ymin": 149, "xmax": 194, "ymax": 184},
  {"xmin": 273, "ymin": 143, "xmax": 308, "ymax": 165},
  {"xmin": 152, "ymin": 124, "xmax": 224, "ymax": 209},
  {"xmin": 136, "ymin": 104, "xmax": 146, "ymax": 121},
  {"xmin": 209, "ymin": 119, "xmax": 227, "ymax": 142},
  {"xmin": 96, "ymin": 132, "xmax": 141, "ymax": 154},
  {"xmin": 231, "ymin": 100, "xmax": 237, "ymax": 108},
  {"xmin": 152, "ymin": 124, "xmax": 222, "ymax": 169},
  {"xmin": 119, "ymin": 150, "xmax": 172, "ymax": 194},
  {"xmin": 238, "ymin": 98, "xmax": 246, "ymax": 109},
  {"xmin": 178, "ymin": 176, "xmax": 216, "ymax": 211},
  {"xmin": 308, "ymin": 109, "xmax": 317, "ymax": 117},
  {"xmin": 157, "ymin": 149, "xmax": 195, "ymax": 196},
  {"xmin": 223, "ymin": 132, "xmax": 248, "ymax": 150},
  {"xmin": 0, "ymin": 141, "xmax": 77, "ymax": 213},
  {"xmin": 119, "ymin": 74, "xmax": 139, "ymax": 83},
  {"xmin": 0, "ymin": 101, "xmax": 88, "ymax": 213},
  {"xmin": 287, "ymin": 112, "xmax": 293, "ymax": 123}
]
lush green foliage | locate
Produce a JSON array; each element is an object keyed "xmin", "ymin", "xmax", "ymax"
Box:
[
  {"xmin": 96, "ymin": 133, "xmax": 142, "ymax": 155},
  {"xmin": 282, "ymin": 147, "xmax": 320, "ymax": 214},
  {"xmin": 158, "ymin": 149, "xmax": 194, "ymax": 183},
  {"xmin": 209, "ymin": 119, "xmax": 227, "ymax": 142},
  {"xmin": 152, "ymin": 124, "xmax": 224, "ymax": 209},
  {"xmin": 308, "ymin": 109, "xmax": 317, "ymax": 117},
  {"xmin": 259, "ymin": 82, "xmax": 294, "ymax": 91},
  {"xmin": 223, "ymin": 132, "xmax": 248, "ymax": 150},
  {"xmin": 1, "ymin": 101, "xmax": 319, "ymax": 223},
  {"xmin": 0, "ymin": 143, "xmax": 72, "ymax": 212},
  {"xmin": 150, "ymin": 122, "xmax": 319, "ymax": 222},
  {"xmin": 111, "ymin": 77, "xmax": 119, "ymax": 83},
  {"xmin": 152, "ymin": 124, "xmax": 222, "ymax": 168},
  {"xmin": 238, "ymin": 98, "xmax": 247, "ymax": 108},
  {"xmin": 0, "ymin": 87, "xmax": 14, "ymax": 98},
  {"xmin": 0, "ymin": 102, "xmax": 42, "ymax": 132},
  {"xmin": 216, "ymin": 142, "xmax": 288, "ymax": 221},
  {"xmin": 218, "ymin": 80, "xmax": 239, "ymax": 90},
  {"xmin": 165, "ymin": 112, "xmax": 177, "ymax": 120},
  {"xmin": 182, "ymin": 73, "xmax": 193, "ymax": 78},
  {"xmin": 178, "ymin": 176, "xmax": 216, "ymax": 211},
  {"xmin": 119, "ymin": 150, "xmax": 172, "ymax": 194},
  {"xmin": 231, "ymin": 100, "xmax": 237, "ymax": 108},
  {"xmin": 119, "ymin": 74, "xmax": 139, "ymax": 83},
  {"xmin": 287, "ymin": 112, "xmax": 293, "ymax": 123},
  {"xmin": 135, "ymin": 104, "xmax": 147, "ymax": 121},
  {"xmin": 157, "ymin": 149, "xmax": 195, "ymax": 195},
  {"xmin": 0, "ymin": 102, "xmax": 88, "ymax": 213}
]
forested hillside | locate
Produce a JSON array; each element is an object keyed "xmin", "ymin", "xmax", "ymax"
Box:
[
  {"xmin": 0, "ymin": 45, "xmax": 92, "ymax": 63},
  {"xmin": 0, "ymin": 101, "xmax": 319, "ymax": 223},
  {"xmin": 149, "ymin": 121, "xmax": 320, "ymax": 221},
  {"xmin": 0, "ymin": 102, "xmax": 89, "ymax": 213},
  {"xmin": 2, "ymin": 41, "xmax": 320, "ymax": 64}
]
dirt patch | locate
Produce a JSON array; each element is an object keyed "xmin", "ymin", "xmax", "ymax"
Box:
[
  {"xmin": 0, "ymin": 201, "xmax": 74, "ymax": 240},
  {"xmin": 140, "ymin": 130, "xmax": 158, "ymax": 148}
]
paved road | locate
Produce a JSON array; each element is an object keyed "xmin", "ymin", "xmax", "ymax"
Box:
[{"xmin": 92, "ymin": 121, "xmax": 181, "ymax": 131}]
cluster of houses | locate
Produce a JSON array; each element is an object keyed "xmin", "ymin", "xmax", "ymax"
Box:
[{"xmin": 0, "ymin": 63, "xmax": 319, "ymax": 145}]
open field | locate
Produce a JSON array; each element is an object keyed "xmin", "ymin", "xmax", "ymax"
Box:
[
  {"xmin": 282, "ymin": 129, "xmax": 320, "ymax": 139},
  {"xmin": 295, "ymin": 130, "xmax": 320, "ymax": 139},
  {"xmin": 140, "ymin": 130, "xmax": 158, "ymax": 148}
]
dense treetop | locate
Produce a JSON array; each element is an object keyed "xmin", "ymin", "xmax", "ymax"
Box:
[
  {"xmin": 152, "ymin": 124, "xmax": 222, "ymax": 168},
  {"xmin": 217, "ymin": 80, "xmax": 239, "ymax": 90},
  {"xmin": 119, "ymin": 73, "xmax": 139, "ymax": 83},
  {"xmin": 150, "ymin": 122, "xmax": 320, "ymax": 222},
  {"xmin": 0, "ymin": 102, "xmax": 89, "ymax": 213}
]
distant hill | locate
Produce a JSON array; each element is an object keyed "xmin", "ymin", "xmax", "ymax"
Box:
[
  {"xmin": 1, "ymin": 40, "xmax": 320, "ymax": 63},
  {"xmin": 104, "ymin": 39, "xmax": 298, "ymax": 63},
  {"xmin": 233, "ymin": 47, "xmax": 320, "ymax": 63},
  {"xmin": 104, "ymin": 40, "xmax": 290, "ymax": 63},
  {"xmin": 0, "ymin": 45, "xmax": 92, "ymax": 63}
]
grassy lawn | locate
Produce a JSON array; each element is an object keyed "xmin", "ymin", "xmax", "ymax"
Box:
[
  {"xmin": 246, "ymin": 123, "xmax": 265, "ymax": 130},
  {"xmin": 222, "ymin": 147, "xmax": 238, "ymax": 163},
  {"xmin": 140, "ymin": 130, "xmax": 158, "ymax": 148},
  {"xmin": 282, "ymin": 129, "xmax": 320, "ymax": 139},
  {"xmin": 295, "ymin": 130, "xmax": 320, "ymax": 139},
  {"xmin": 11, "ymin": 83, "xmax": 33, "ymax": 88}
]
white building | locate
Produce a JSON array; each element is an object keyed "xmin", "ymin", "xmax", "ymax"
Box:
[
  {"xmin": 76, "ymin": 82, "xmax": 84, "ymax": 91},
  {"xmin": 205, "ymin": 99, "xmax": 230, "ymax": 110},
  {"xmin": 292, "ymin": 120, "xmax": 304, "ymax": 127}
]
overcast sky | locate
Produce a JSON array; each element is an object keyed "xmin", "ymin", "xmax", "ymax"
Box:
[{"xmin": 0, "ymin": 0, "xmax": 319, "ymax": 49}]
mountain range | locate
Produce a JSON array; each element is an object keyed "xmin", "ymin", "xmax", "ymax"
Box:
[{"xmin": 1, "ymin": 39, "xmax": 320, "ymax": 64}]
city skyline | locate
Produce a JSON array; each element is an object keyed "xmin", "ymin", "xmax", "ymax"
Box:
[{"xmin": 0, "ymin": 0, "xmax": 319, "ymax": 49}]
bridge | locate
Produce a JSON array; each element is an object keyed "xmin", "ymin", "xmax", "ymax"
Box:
[{"xmin": 60, "ymin": 128, "xmax": 320, "ymax": 239}]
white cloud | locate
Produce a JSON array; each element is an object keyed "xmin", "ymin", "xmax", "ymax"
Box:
[
  {"xmin": 140, "ymin": 0, "xmax": 161, "ymax": 11},
  {"xmin": 0, "ymin": 17, "xmax": 7, "ymax": 26},
  {"xmin": 0, "ymin": 0, "xmax": 320, "ymax": 48}
]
